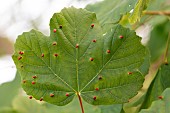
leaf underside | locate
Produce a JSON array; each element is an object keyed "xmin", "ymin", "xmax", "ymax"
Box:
[{"xmin": 12, "ymin": 7, "xmax": 147, "ymax": 106}]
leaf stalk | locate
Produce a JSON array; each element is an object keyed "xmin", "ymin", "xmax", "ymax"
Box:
[{"xmin": 77, "ymin": 93, "xmax": 84, "ymax": 113}]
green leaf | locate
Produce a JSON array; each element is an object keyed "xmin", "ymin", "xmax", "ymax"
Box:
[
  {"xmin": 45, "ymin": 98, "xmax": 101, "ymax": 113},
  {"xmin": 12, "ymin": 95, "xmax": 120, "ymax": 113},
  {"xmin": 141, "ymin": 63, "xmax": 170, "ymax": 109},
  {"xmin": 10, "ymin": 94, "xmax": 123, "ymax": 113},
  {"xmin": 99, "ymin": 104, "xmax": 122, "ymax": 113},
  {"xmin": 136, "ymin": 0, "xmax": 170, "ymax": 27},
  {"xmin": 139, "ymin": 48, "xmax": 150, "ymax": 76},
  {"xmin": 129, "ymin": 0, "xmax": 150, "ymax": 24},
  {"xmin": 122, "ymin": 90, "xmax": 147, "ymax": 113},
  {"xmin": 12, "ymin": 95, "xmax": 48, "ymax": 113},
  {"xmin": 12, "ymin": 7, "xmax": 148, "ymax": 107},
  {"xmin": 147, "ymin": 20, "xmax": 170, "ymax": 62},
  {"xmin": 0, "ymin": 108, "xmax": 17, "ymax": 113},
  {"xmin": 85, "ymin": 0, "xmax": 137, "ymax": 25},
  {"xmin": 139, "ymin": 88, "xmax": 170, "ymax": 113},
  {"xmin": 0, "ymin": 72, "xmax": 20, "ymax": 108}
]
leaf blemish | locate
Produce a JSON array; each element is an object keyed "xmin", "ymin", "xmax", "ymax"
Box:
[
  {"xmin": 91, "ymin": 24, "xmax": 94, "ymax": 28},
  {"xmin": 52, "ymin": 42, "xmax": 57, "ymax": 45},
  {"xmin": 66, "ymin": 93, "xmax": 69, "ymax": 97},
  {"xmin": 92, "ymin": 39, "xmax": 96, "ymax": 42},
  {"xmin": 76, "ymin": 44, "xmax": 79, "ymax": 48},
  {"xmin": 128, "ymin": 72, "xmax": 133, "ymax": 75},
  {"xmin": 22, "ymin": 80, "xmax": 26, "ymax": 83},
  {"xmin": 41, "ymin": 54, "xmax": 44, "ymax": 57},
  {"xmin": 158, "ymin": 96, "xmax": 163, "ymax": 99},
  {"xmin": 32, "ymin": 75, "xmax": 37, "ymax": 79},
  {"xmin": 29, "ymin": 96, "xmax": 33, "ymax": 99},
  {"xmin": 165, "ymin": 62, "xmax": 168, "ymax": 65},
  {"xmin": 40, "ymin": 97, "xmax": 43, "ymax": 101},
  {"xmin": 98, "ymin": 76, "xmax": 102, "ymax": 80},
  {"xmin": 19, "ymin": 51, "xmax": 24, "ymax": 55},
  {"xmin": 54, "ymin": 53, "xmax": 58, "ymax": 57},
  {"xmin": 93, "ymin": 96, "xmax": 97, "ymax": 100},
  {"xmin": 90, "ymin": 57, "xmax": 94, "ymax": 61},
  {"xmin": 32, "ymin": 81, "xmax": 36, "ymax": 84},
  {"xmin": 18, "ymin": 56, "xmax": 22, "ymax": 60},
  {"xmin": 119, "ymin": 35, "xmax": 124, "ymax": 39},
  {"xmin": 50, "ymin": 93, "xmax": 55, "ymax": 97},
  {"xmin": 95, "ymin": 88, "xmax": 99, "ymax": 91},
  {"xmin": 59, "ymin": 25, "xmax": 62, "ymax": 29},
  {"xmin": 53, "ymin": 29, "xmax": 57, "ymax": 33},
  {"xmin": 107, "ymin": 50, "xmax": 111, "ymax": 53}
]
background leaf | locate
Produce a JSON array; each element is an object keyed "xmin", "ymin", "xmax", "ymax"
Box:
[
  {"xmin": 128, "ymin": 0, "xmax": 150, "ymax": 24},
  {"xmin": 137, "ymin": 0, "xmax": 170, "ymax": 27},
  {"xmin": 10, "ymin": 95, "xmax": 121, "ymax": 113},
  {"xmin": 140, "ymin": 63, "xmax": 170, "ymax": 109},
  {"xmin": 146, "ymin": 20, "xmax": 170, "ymax": 62},
  {"xmin": 0, "ymin": 72, "xmax": 20, "ymax": 108},
  {"xmin": 86, "ymin": 0, "xmax": 137, "ymax": 25},
  {"xmin": 0, "ymin": 108, "xmax": 17, "ymax": 113},
  {"xmin": 99, "ymin": 104, "xmax": 122, "ymax": 113},
  {"xmin": 139, "ymin": 88, "xmax": 170, "ymax": 113}
]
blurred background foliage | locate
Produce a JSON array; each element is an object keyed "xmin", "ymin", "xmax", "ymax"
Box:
[{"xmin": 0, "ymin": 0, "xmax": 170, "ymax": 113}]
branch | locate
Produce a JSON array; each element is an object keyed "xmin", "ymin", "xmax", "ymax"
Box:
[{"xmin": 143, "ymin": 11, "xmax": 170, "ymax": 16}]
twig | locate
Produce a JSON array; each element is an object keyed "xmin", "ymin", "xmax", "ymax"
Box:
[{"xmin": 143, "ymin": 11, "xmax": 170, "ymax": 16}]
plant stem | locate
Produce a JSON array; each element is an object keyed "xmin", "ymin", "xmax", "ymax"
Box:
[
  {"xmin": 164, "ymin": 32, "xmax": 170, "ymax": 64},
  {"xmin": 77, "ymin": 93, "xmax": 84, "ymax": 113},
  {"xmin": 143, "ymin": 11, "xmax": 170, "ymax": 16}
]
